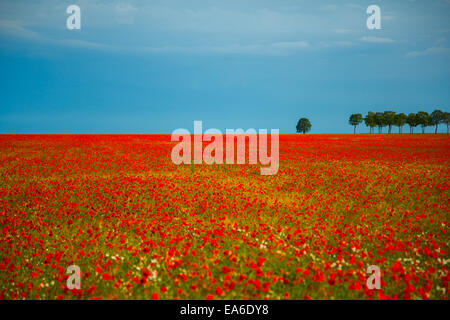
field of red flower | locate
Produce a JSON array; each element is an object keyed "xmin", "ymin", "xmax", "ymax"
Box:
[{"xmin": 0, "ymin": 134, "xmax": 449, "ymax": 300}]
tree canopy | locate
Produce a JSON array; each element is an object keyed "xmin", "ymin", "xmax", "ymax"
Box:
[
  {"xmin": 296, "ymin": 118, "xmax": 312, "ymax": 134},
  {"xmin": 364, "ymin": 112, "xmax": 376, "ymax": 134},
  {"xmin": 394, "ymin": 113, "xmax": 407, "ymax": 133},
  {"xmin": 416, "ymin": 111, "xmax": 432, "ymax": 133},
  {"xmin": 383, "ymin": 111, "xmax": 397, "ymax": 134},
  {"xmin": 349, "ymin": 114, "xmax": 363, "ymax": 134},
  {"xmin": 353, "ymin": 109, "xmax": 448, "ymax": 134},
  {"xmin": 444, "ymin": 112, "xmax": 450, "ymax": 134},
  {"xmin": 430, "ymin": 110, "xmax": 444, "ymax": 134}
]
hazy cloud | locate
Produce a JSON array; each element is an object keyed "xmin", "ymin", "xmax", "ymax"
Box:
[
  {"xmin": 0, "ymin": 20, "xmax": 43, "ymax": 40},
  {"xmin": 0, "ymin": 0, "xmax": 449, "ymax": 58},
  {"xmin": 360, "ymin": 36, "xmax": 395, "ymax": 44},
  {"xmin": 406, "ymin": 46, "xmax": 450, "ymax": 57}
]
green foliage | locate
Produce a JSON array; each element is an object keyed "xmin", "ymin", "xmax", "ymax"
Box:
[
  {"xmin": 296, "ymin": 118, "xmax": 312, "ymax": 134},
  {"xmin": 430, "ymin": 110, "xmax": 444, "ymax": 125},
  {"xmin": 444, "ymin": 112, "xmax": 450, "ymax": 125},
  {"xmin": 394, "ymin": 113, "xmax": 407, "ymax": 127},
  {"xmin": 374, "ymin": 112, "xmax": 386, "ymax": 133},
  {"xmin": 349, "ymin": 114, "xmax": 363, "ymax": 133},
  {"xmin": 383, "ymin": 111, "xmax": 396, "ymax": 123},
  {"xmin": 444, "ymin": 112, "xmax": 450, "ymax": 133},
  {"xmin": 361, "ymin": 110, "xmax": 448, "ymax": 134},
  {"xmin": 430, "ymin": 110, "xmax": 444, "ymax": 133},
  {"xmin": 383, "ymin": 111, "xmax": 397, "ymax": 134},
  {"xmin": 406, "ymin": 113, "xmax": 419, "ymax": 133},
  {"xmin": 349, "ymin": 114, "xmax": 363, "ymax": 126},
  {"xmin": 364, "ymin": 112, "xmax": 376, "ymax": 133},
  {"xmin": 416, "ymin": 111, "xmax": 432, "ymax": 133},
  {"xmin": 406, "ymin": 113, "xmax": 418, "ymax": 127}
]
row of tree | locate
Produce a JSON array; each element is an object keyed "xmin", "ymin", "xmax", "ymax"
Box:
[{"xmin": 349, "ymin": 110, "xmax": 450, "ymax": 134}]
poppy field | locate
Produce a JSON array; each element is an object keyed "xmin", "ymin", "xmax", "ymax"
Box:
[{"xmin": 0, "ymin": 134, "xmax": 449, "ymax": 300}]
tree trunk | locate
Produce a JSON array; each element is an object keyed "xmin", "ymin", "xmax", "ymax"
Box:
[
  {"xmin": 354, "ymin": 126, "xmax": 356, "ymax": 134},
  {"xmin": 435, "ymin": 124, "xmax": 438, "ymax": 134},
  {"xmin": 422, "ymin": 126, "xmax": 425, "ymax": 134},
  {"xmin": 388, "ymin": 125, "xmax": 392, "ymax": 134}
]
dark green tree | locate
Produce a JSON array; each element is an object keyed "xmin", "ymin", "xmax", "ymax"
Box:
[
  {"xmin": 416, "ymin": 111, "xmax": 431, "ymax": 133},
  {"xmin": 349, "ymin": 113, "xmax": 363, "ymax": 134},
  {"xmin": 406, "ymin": 113, "xmax": 418, "ymax": 134},
  {"xmin": 296, "ymin": 118, "xmax": 312, "ymax": 134},
  {"xmin": 444, "ymin": 112, "xmax": 450, "ymax": 134},
  {"xmin": 374, "ymin": 112, "xmax": 386, "ymax": 133},
  {"xmin": 364, "ymin": 112, "xmax": 376, "ymax": 134},
  {"xmin": 430, "ymin": 109, "xmax": 444, "ymax": 134},
  {"xmin": 383, "ymin": 111, "xmax": 397, "ymax": 134},
  {"xmin": 394, "ymin": 113, "xmax": 407, "ymax": 133}
]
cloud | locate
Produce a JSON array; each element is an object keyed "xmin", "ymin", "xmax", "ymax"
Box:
[
  {"xmin": 333, "ymin": 29, "xmax": 352, "ymax": 34},
  {"xmin": 0, "ymin": 20, "xmax": 43, "ymax": 40},
  {"xmin": 0, "ymin": 19, "xmax": 116, "ymax": 52},
  {"xmin": 0, "ymin": 20, "xmax": 311, "ymax": 56},
  {"xmin": 7, "ymin": 1, "xmax": 450, "ymax": 59},
  {"xmin": 406, "ymin": 46, "xmax": 450, "ymax": 57},
  {"xmin": 268, "ymin": 41, "xmax": 310, "ymax": 49},
  {"xmin": 139, "ymin": 41, "xmax": 311, "ymax": 55},
  {"xmin": 360, "ymin": 36, "xmax": 395, "ymax": 44},
  {"xmin": 0, "ymin": 17, "xmax": 372, "ymax": 56},
  {"xmin": 60, "ymin": 39, "xmax": 116, "ymax": 51},
  {"xmin": 321, "ymin": 4, "xmax": 338, "ymax": 11},
  {"xmin": 318, "ymin": 40, "xmax": 355, "ymax": 48},
  {"xmin": 114, "ymin": 4, "xmax": 138, "ymax": 24},
  {"xmin": 406, "ymin": 37, "xmax": 450, "ymax": 57},
  {"xmin": 206, "ymin": 41, "xmax": 310, "ymax": 54},
  {"xmin": 346, "ymin": 3, "xmax": 364, "ymax": 9}
]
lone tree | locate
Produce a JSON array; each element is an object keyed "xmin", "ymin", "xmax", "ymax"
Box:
[
  {"xmin": 406, "ymin": 113, "xmax": 418, "ymax": 133},
  {"xmin": 296, "ymin": 118, "xmax": 312, "ymax": 134},
  {"xmin": 349, "ymin": 114, "xmax": 363, "ymax": 134},
  {"xmin": 383, "ymin": 111, "xmax": 397, "ymax": 134},
  {"xmin": 416, "ymin": 111, "xmax": 431, "ymax": 133},
  {"xmin": 364, "ymin": 112, "xmax": 376, "ymax": 134},
  {"xmin": 430, "ymin": 109, "xmax": 444, "ymax": 134},
  {"xmin": 394, "ymin": 113, "xmax": 407, "ymax": 133},
  {"xmin": 444, "ymin": 112, "xmax": 450, "ymax": 134}
]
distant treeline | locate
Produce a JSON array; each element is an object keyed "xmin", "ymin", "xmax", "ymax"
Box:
[{"xmin": 349, "ymin": 110, "xmax": 450, "ymax": 134}]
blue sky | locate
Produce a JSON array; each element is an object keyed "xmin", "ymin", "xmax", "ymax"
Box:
[{"xmin": 0, "ymin": 0, "xmax": 449, "ymax": 133}]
